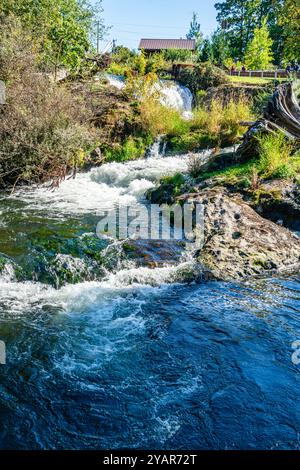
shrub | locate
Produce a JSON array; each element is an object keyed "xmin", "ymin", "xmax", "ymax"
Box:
[
  {"xmin": 179, "ymin": 63, "xmax": 227, "ymax": 94},
  {"xmin": 0, "ymin": 19, "xmax": 96, "ymax": 188},
  {"xmin": 256, "ymin": 133, "xmax": 294, "ymax": 179},
  {"xmin": 191, "ymin": 98, "xmax": 253, "ymax": 144},
  {"xmin": 140, "ymin": 99, "xmax": 190, "ymax": 137},
  {"xmin": 104, "ymin": 136, "xmax": 150, "ymax": 162}
]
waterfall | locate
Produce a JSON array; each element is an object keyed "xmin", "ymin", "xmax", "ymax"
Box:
[
  {"xmin": 105, "ymin": 74, "xmax": 193, "ymax": 117},
  {"xmin": 157, "ymin": 81, "xmax": 193, "ymax": 119},
  {"xmin": 105, "ymin": 73, "xmax": 126, "ymax": 90},
  {"xmin": 145, "ymin": 135, "xmax": 167, "ymax": 159}
]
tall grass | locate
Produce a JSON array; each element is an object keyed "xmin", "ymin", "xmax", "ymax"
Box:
[
  {"xmin": 140, "ymin": 97, "xmax": 253, "ymax": 145},
  {"xmin": 257, "ymin": 133, "xmax": 295, "ymax": 178},
  {"xmin": 140, "ymin": 99, "xmax": 190, "ymax": 137},
  {"xmin": 192, "ymin": 98, "xmax": 254, "ymax": 143}
]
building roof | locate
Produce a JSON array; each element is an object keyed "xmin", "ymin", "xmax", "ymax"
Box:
[{"xmin": 138, "ymin": 39, "xmax": 196, "ymax": 51}]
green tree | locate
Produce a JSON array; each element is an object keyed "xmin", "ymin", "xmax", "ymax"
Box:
[
  {"xmin": 200, "ymin": 39, "xmax": 213, "ymax": 63},
  {"xmin": 258, "ymin": 0, "xmax": 284, "ymax": 64},
  {"xmin": 186, "ymin": 12, "xmax": 203, "ymax": 49},
  {"xmin": 215, "ymin": 0, "xmax": 262, "ymax": 59},
  {"xmin": 280, "ymin": 0, "xmax": 300, "ymax": 62},
  {"xmin": 215, "ymin": 0, "xmax": 284, "ymax": 63},
  {"xmin": 244, "ymin": 18, "xmax": 274, "ymax": 69},
  {"xmin": 0, "ymin": 0, "xmax": 105, "ymax": 75},
  {"xmin": 210, "ymin": 29, "xmax": 231, "ymax": 65}
]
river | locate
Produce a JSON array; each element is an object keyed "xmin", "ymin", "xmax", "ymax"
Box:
[{"xmin": 0, "ymin": 83, "xmax": 300, "ymax": 450}]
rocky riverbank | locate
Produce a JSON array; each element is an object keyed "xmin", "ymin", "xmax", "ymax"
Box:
[{"xmin": 146, "ymin": 82, "xmax": 300, "ymax": 281}]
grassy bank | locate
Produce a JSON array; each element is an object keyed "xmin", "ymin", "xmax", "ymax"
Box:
[{"xmin": 227, "ymin": 75, "xmax": 285, "ymax": 85}]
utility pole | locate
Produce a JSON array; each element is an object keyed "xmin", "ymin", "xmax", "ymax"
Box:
[{"xmin": 96, "ymin": 21, "xmax": 100, "ymax": 54}]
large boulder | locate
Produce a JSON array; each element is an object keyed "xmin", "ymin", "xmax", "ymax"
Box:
[{"xmin": 177, "ymin": 188, "xmax": 300, "ymax": 280}]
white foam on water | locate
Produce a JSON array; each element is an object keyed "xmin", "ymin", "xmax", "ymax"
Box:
[
  {"xmin": 0, "ymin": 262, "xmax": 16, "ymax": 282},
  {"xmin": 157, "ymin": 81, "xmax": 193, "ymax": 118},
  {"xmin": 0, "ymin": 255, "xmax": 199, "ymax": 317},
  {"xmin": 105, "ymin": 74, "xmax": 193, "ymax": 117},
  {"xmin": 105, "ymin": 73, "xmax": 125, "ymax": 90},
  {"xmin": 11, "ymin": 154, "xmax": 190, "ymax": 215}
]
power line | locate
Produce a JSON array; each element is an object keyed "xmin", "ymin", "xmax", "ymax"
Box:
[
  {"xmin": 110, "ymin": 23, "xmax": 214, "ymax": 32},
  {"xmin": 112, "ymin": 22, "xmax": 188, "ymax": 29}
]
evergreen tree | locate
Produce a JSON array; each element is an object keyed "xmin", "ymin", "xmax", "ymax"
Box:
[
  {"xmin": 186, "ymin": 12, "xmax": 203, "ymax": 49},
  {"xmin": 244, "ymin": 18, "xmax": 274, "ymax": 69},
  {"xmin": 215, "ymin": 0, "xmax": 284, "ymax": 62},
  {"xmin": 200, "ymin": 39, "xmax": 213, "ymax": 62},
  {"xmin": 215, "ymin": 0, "xmax": 262, "ymax": 59},
  {"xmin": 210, "ymin": 29, "xmax": 231, "ymax": 65}
]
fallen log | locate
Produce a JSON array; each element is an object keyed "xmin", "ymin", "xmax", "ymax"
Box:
[{"xmin": 238, "ymin": 81, "xmax": 300, "ymax": 158}]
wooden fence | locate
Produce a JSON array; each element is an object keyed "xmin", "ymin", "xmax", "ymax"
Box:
[{"xmin": 230, "ymin": 70, "xmax": 300, "ymax": 79}]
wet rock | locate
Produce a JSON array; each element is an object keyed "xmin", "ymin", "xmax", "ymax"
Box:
[
  {"xmin": 250, "ymin": 180, "xmax": 300, "ymax": 231},
  {"xmin": 177, "ymin": 188, "xmax": 300, "ymax": 280},
  {"xmin": 146, "ymin": 182, "xmax": 176, "ymax": 205},
  {"xmin": 122, "ymin": 239, "xmax": 185, "ymax": 267}
]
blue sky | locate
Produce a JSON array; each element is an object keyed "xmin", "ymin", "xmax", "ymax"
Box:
[{"xmin": 100, "ymin": 0, "xmax": 219, "ymax": 50}]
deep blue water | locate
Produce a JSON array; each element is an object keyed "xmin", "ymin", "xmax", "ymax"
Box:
[
  {"xmin": 0, "ymin": 155, "xmax": 300, "ymax": 450},
  {"xmin": 1, "ymin": 276, "xmax": 300, "ymax": 450}
]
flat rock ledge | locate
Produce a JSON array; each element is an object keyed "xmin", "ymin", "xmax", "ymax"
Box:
[{"xmin": 177, "ymin": 188, "xmax": 300, "ymax": 281}]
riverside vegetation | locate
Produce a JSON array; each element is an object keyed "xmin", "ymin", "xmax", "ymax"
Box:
[
  {"xmin": 0, "ymin": 4, "xmax": 261, "ymax": 189},
  {"xmin": 1, "ymin": 2, "xmax": 300, "ymax": 282},
  {"xmin": 1, "ymin": 0, "xmax": 300, "ymax": 452}
]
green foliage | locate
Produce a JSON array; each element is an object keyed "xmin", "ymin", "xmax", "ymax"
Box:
[
  {"xmin": 190, "ymin": 133, "xmax": 300, "ymax": 184},
  {"xmin": 140, "ymin": 99, "xmax": 190, "ymax": 137},
  {"xmin": 256, "ymin": 132, "xmax": 298, "ymax": 179},
  {"xmin": 111, "ymin": 46, "xmax": 135, "ymax": 64},
  {"xmin": 215, "ymin": 0, "xmax": 283, "ymax": 63},
  {"xmin": 161, "ymin": 173, "xmax": 185, "ymax": 187},
  {"xmin": 145, "ymin": 53, "xmax": 168, "ymax": 74},
  {"xmin": 159, "ymin": 173, "xmax": 186, "ymax": 197},
  {"xmin": 162, "ymin": 49, "xmax": 195, "ymax": 63},
  {"xmin": 280, "ymin": 0, "xmax": 300, "ymax": 63},
  {"xmin": 194, "ymin": 159, "xmax": 256, "ymax": 184},
  {"xmin": 179, "ymin": 63, "xmax": 227, "ymax": 93},
  {"xmin": 200, "ymin": 39, "xmax": 213, "ymax": 63},
  {"xmin": 186, "ymin": 12, "xmax": 203, "ymax": 49},
  {"xmin": 133, "ymin": 51, "xmax": 147, "ymax": 75},
  {"xmin": 0, "ymin": 18, "xmax": 97, "ymax": 187},
  {"xmin": 215, "ymin": 0, "xmax": 263, "ymax": 59},
  {"xmin": 164, "ymin": 98, "xmax": 254, "ymax": 153},
  {"xmin": 0, "ymin": 0, "xmax": 104, "ymax": 75},
  {"xmin": 244, "ymin": 19, "xmax": 274, "ymax": 70},
  {"xmin": 104, "ymin": 136, "xmax": 151, "ymax": 162},
  {"xmin": 210, "ymin": 29, "xmax": 231, "ymax": 65}
]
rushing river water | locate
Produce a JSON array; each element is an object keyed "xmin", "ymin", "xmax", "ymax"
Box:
[
  {"xmin": 0, "ymin": 81, "xmax": 300, "ymax": 449},
  {"xmin": 0, "ymin": 148, "xmax": 300, "ymax": 450}
]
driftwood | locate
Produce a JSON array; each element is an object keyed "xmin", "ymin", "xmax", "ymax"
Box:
[{"xmin": 238, "ymin": 82, "xmax": 300, "ymax": 157}]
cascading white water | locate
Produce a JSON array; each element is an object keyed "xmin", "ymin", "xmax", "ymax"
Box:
[
  {"xmin": 156, "ymin": 81, "xmax": 193, "ymax": 119},
  {"xmin": 105, "ymin": 73, "xmax": 126, "ymax": 90},
  {"xmin": 105, "ymin": 74, "xmax": 193, "ymax": 118},
  {"xmin": 12, "ymin": 153, "xmax": 193, "ymax": 214},
  {"xmin": 2, "ymin": 148, "xmax": 219, "ymax": 315}
]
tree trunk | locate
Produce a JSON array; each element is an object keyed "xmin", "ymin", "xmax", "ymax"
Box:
[{"xmin": 238, "ymin": 82, "xmax": 300, "ymax": 158}]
